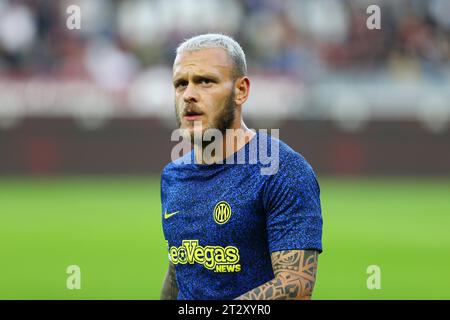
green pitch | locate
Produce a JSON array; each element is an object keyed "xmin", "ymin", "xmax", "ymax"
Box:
[{"xmin": 0, "ymin": 177, "xmax": 449, "ymax": 299}]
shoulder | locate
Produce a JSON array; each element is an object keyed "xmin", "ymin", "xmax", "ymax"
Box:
[
  {"xmin": 260, "ymin": 132, "xmax": 319, "ymax": 194},
  {"xmin": 281, "ymin": 143, "xmax": 316, "ymax": 179},
  {"xmin": 262, "ymin": 131, "xmax": 316, "ymax": 178}
]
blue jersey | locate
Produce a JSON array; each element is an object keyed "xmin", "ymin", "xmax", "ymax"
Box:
[{"xmin": 161, "ymin": 131, "xmax": 322, "ymax": 300}]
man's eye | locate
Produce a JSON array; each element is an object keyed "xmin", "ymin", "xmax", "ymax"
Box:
[
  {"xmin": 200, "ymin": 79, "xmax": 212, "ymax": 85},
  {"xmin": 175, "ymin": 81, "xmax": 188, "ymax": 88}
]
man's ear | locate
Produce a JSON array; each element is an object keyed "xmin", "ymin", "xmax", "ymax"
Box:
[{"xmin": 234, "ymin": 76, "xmax": 250, "ymax": 107}]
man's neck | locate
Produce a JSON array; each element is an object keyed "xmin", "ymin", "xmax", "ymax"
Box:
[{"xmin": 193, "ymin": 123, "xmax": 256, "ymax": 165}]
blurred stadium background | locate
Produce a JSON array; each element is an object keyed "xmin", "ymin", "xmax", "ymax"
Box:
[{"xmin": 0, "ymin": 0, "xmax": 449, "ymax": 299}]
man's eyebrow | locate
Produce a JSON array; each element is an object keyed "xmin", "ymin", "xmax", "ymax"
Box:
[
  {"xmin": 172, "ymin": 77, "xmax": 184, "ymax": 84},
  {"xmin": 173, "ymin": 73, "xmax": 221, "ymax": 83},
  {"xmin": 192, "ymin": 74, "xmax": 220, "ymax": 81}
]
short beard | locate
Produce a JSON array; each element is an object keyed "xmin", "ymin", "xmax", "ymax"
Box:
[
  {"xmin": 214, "ymin": 90, "xmax": 236, "ymax": 135},
  {"xmin": 175, "ymin": 90, "xmax": 236, "ymax": 148}
]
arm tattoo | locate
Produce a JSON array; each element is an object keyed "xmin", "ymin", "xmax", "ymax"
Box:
[
  {"xmin": 160, "ymin": 262, "xmax": 178, "ymax": 300},
  {"xmin": 236, "ymin": 250, "xmax": 319, "ymax": 300}
]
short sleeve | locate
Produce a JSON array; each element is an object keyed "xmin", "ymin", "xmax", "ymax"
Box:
[{"xmin": 263, "ymin": 153, "xmax": 323, "ymax": 253}]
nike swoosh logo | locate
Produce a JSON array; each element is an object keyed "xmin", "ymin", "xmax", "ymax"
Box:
[{"xmin": 164, "ymin": 210, "xmax": 180, "ymax": 219}]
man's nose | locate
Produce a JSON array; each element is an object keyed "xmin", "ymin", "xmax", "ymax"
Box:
[{"xmin": 182, "ymin": 83, "xmax": 199, "ymax": 103}]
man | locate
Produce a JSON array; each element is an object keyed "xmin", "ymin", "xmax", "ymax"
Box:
[{"xmin": 160, "ymin": 34, "xmax": 322, "ymax": 300}]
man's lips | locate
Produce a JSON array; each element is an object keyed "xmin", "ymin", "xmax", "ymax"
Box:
[
  {"xmin": 184, "ymin": 115, "xmax": 203, "ymax": 121},
  {"xmin": 183, "ymin": 113, "xmax": 203, "ymax": 121}
]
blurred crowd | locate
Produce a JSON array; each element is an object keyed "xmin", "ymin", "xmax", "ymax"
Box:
[{"xmin": 0, "ymin": 0, "xmax": 450, "ymax": 88}]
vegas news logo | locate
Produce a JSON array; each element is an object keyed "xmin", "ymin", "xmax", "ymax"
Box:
[{"xmin": 169, "ymin": 201, "xmax": 241, "ymax": 273}]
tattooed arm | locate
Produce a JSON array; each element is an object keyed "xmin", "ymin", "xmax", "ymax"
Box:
[
  {"xmin": 160, "ymin": 262, "xmax": 178, "ymax": 300},
  {"xmin": 236, "ymin": 250, "xmax": 319, "ymax": 300}
]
